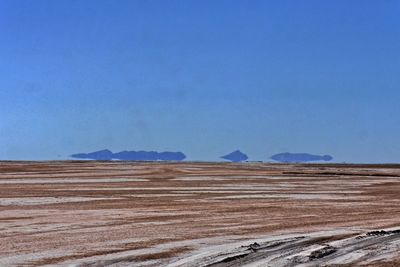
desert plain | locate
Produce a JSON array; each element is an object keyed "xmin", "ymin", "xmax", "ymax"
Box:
[{"xmin": 0, "ymin": 161, "xmax": 400, "ymax": 266}]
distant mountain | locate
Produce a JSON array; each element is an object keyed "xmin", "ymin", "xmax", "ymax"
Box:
[
  {"xmin": 271, "ymin": 152, "xmax": 333, "ymax": 163},
  {"xmin": 71, "ymin": 149, "xmax": 113, "ymax": 160},
  {"xmin": 71, "ymin": 149, "xmax": 186, "ymax": 161},
  {"xmin": 221, "ymin": 150, "xmax": 249, "ymax": 162}
]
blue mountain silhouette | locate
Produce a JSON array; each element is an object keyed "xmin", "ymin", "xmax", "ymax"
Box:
[
  {"xmin": 221, "ymin": 150, "xmax": 248, "ymax": 162},
  {"xmin": 271, "ymin": 152, "xmax": 333, "ymax": 163},
  {"xmin": 71, "ymin": 149, "xmax": 113, "ymax": 160},
  {"xmin": 71, "ymin": 149, "xmax": 186, "ymax": 161}
]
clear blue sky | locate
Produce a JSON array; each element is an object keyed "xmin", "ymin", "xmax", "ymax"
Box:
[{"xmin": 1, "ymin": 0, "xmax": 399, "ymax": 162}]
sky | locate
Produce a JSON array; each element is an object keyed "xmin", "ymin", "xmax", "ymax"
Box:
[{"xmin": 1, "ymin": 0, "xmax": 400, "ymax": 162}]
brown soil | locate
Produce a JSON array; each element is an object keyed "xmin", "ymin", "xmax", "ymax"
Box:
[{"xmin": 0, "ymin": 161, "xmax": 399, "ymax": 266}]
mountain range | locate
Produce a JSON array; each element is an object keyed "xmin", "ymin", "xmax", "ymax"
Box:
[
  {"xmin": 270, "ymin": 152, "xmax": 333, "ymax": 163},
  {"xmin": 220, "ymin": 150, "xmax": 249, "ymax": 162},
  {"xmin": 71, "ymin": 149, "xmax": 186, "ymax": 161},
  {"xmin": 71, "ymin": 150, "xmax": 333, "ymax": 163}
]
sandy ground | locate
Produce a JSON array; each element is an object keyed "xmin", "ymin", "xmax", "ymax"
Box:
[{"xmin": 0, "ymin": 161, "xmax": 400, "ymax": 266}]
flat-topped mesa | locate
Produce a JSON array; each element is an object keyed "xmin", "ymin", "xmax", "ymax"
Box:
[
  {"xmin": 71, "ymin": 149, "xmax": 186, "ymax": 161},
  {"xmin": 221, "ymin": 150, "xmax": 249, "ymax": 162},
  {"xmin": 271, "ymin": 152, "xmax": 333, "ymax": 163}
]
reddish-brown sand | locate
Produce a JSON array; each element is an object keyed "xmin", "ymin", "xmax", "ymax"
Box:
[{"xmin": 0, "ymin": 161, "xmax": 399, "ymax": 266}]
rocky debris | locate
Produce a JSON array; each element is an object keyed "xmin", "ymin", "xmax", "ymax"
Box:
[
  {"xmin": 367, "ymin": 230, "xmax": 391, "ymax": 236},
  {"xmin": 171, "ymin": 230, "xmax": 400, "ymax": 267},
  {"xmin": 357, "ymin": 229, "xmax": 400, "ymax": 239},
  {"xmin": 366, "ymin": 229, "xmax": 400, "ymax": 236},
  {"xmin": 309, "ymin": 245, "xmax": 337, "ymax": 260},
  {"xmin": 248, "ymin": 242, "xmax": 261, "ymax": 251}
]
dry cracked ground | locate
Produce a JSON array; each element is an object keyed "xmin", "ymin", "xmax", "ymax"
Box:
[{"xmin": 0, "ymin": 161, "xmax": 400, "ymax": 266}]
